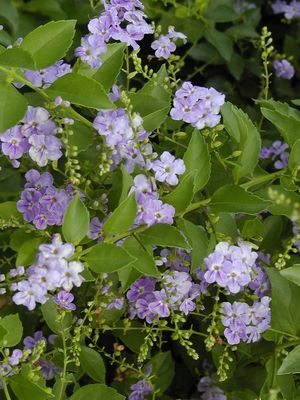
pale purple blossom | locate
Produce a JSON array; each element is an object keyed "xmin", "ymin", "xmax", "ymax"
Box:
[
  {"xmin": 151, "ymin": 151, "xmax": 185, "ymax": 185},
  {"xmin": 53, "ymin": 290, "xmax": 76, "ymax": 310},
  {"xmin": 274, "ymin": 59, "xmax": 295, "ymax": 79}
]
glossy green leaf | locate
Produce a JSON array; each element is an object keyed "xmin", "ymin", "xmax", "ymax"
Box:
[
  {"xmin": 16, "ymin": 237, "xmax": 43, "ymax": 266},
  {"xmin": 183, "ymin": 129, "xmax": 211, "ymax": 192},
  {"xmin": 210, "ymin": 185, "xmax": 271, "ymax": 214},
  {"xmin": 68, "ymin": 121, "xmax": 94, "ymax": 153},
  {"xmin": 163, "ymin": 172, "xmax": 196, "ymax": 213},
  {"xmin": 204, "ymin": 26, "xmax": 233, "ymax": 61},
  {"xmin": 281, "ymin": 264, "xmax": 300, "ymax": 287},
  {"xmin": 0, "ymin": 314, "xmax": 23, "ymax": 347},
  {"xmin": 20, "ymin": 19, "xmax": 76, "ymax": 69},
  {"xmin": 177, "ymin": 219, "xmax": 209, "ymax": 271},
  {"xmin": 123, "ymin": 237, "xmax": 160, "ymax": 277},
  {"xmin": 62, "ymin": 194, "xmax": 89, "ymax": 244},
  {"xmin": 103, "ymin": 192, "xmax": 137, "ymax": 238},
  {"xmin": 0, "ymin": 47, "xmax": 35, "ymax": 69},
  {"xmin": 70, "ymin": 384, "xmax": 125, "ymax": 400},
  {"xmin": 139, "ymin": 65, "xmax": 170, "ymax": 102},
  {"xmin": 0, "ymin": 83, "xmax": 28, "ymax": 133},
  {"xmin": 222, "ymin": 102, "xmax": 261, "ymax": 182},
  {"xmin": 41, "ymin": 299, "xmax": 73, "ymax": 334},
  {"xmin": 288, "ymin": 139, "xmax": 300, "ymax": 172},
  {"xmin": 9, "ymin": 375, "xmax": 54, "ymax": 400},
  {"xmin": 85, "ymin": 243, "xmax": 136, "ymax": 273},
  {"xmin": 278, "ymin": 345, "xmax": 300, "ymax": 375},
  {"xmin": 148, "ymin": 352, "xmax": 175, "ymax": 393},
  {"xmin": 46, "ymin": 73, "xmax": 114, "ymax": 109},
  {"xmin": 260, "ymin": 100, "xmax": 300, "ymax": 146},
  {"xmin": 80, "ymin": 346, "xmax": 106, "ymax": 383},
  {"xmin": 138, "ymin": 224, "xmax": 190, "ymax": 249}
]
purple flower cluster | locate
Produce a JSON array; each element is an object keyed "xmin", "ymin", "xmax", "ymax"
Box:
[
  {"xmin": 197, "ymin": 376, "xmax": 227, "ymax": 400},
  {"xmin": 93, "ymin": 108, "xmax": 154, "ymax": 173},
  {"xmin": 221, "ymin": 296, "xmax": 271, "ymax": 345},
  {"xmin": 17, "ymin": 169, "xmax": 73, "ymax": 230},
  {"xmin": 249, "ymin": 253, "xmax": 271, "ymax": 297},
  {"xmin": 0, "ymin": 106, "xmax": 62, "ymax": 167},
  {"xmin": 272, "ymin": 0, "xmax": 300, "ymax": 19},
  {"xmin": 160, "ymin": 248, "xmax": 191, "ymax": 272},
  {"xmin": 127, "ymin": 270, "xmax": 201, "ymax": 322},
  {"xmin": 204, "ymin": 241, "xmax": 258, "ymax": 294},
  {"xmin": 129, "ymin": 378, "xmax": 152, "ymax": 400},
  {"xmin": 12, "ymin": 234, "xmax": 84, "ymax": 310},
  {"xmin": 88, "ymin": 217, "xmax": 105, "ymax": 241},
  {"xmin": 130, "ymin": 174, "xmax": 175, "ymax": 226},
  {"xmin": 75, "ymin": 0, "xmax": 153, "ymax": 68},
  {"xmin": 22, "ymin": 60, "xmax": 71, "ymax": 88},
  {"xmin": 170, "ymin": 82, "xmax": 225, "ymax": 130},
  {"xmin": 151, "ymin": 26, "xmax": 187, "ymax": 59},
  {"xmin": 260, "ymin": 140, "xmax": 289, "ymax": 169},
  {"xmin": 273, "ymin": 59, "xmax": 295, "ymax": 79}
]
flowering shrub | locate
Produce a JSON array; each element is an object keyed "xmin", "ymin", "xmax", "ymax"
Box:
[{"xmin": 0, "ymin": 0, "xmax": 299, "ymax": 399}]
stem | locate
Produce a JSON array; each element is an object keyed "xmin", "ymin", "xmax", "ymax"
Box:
[
  {"xmin": 241, "ymin": 170, "xmax": 286, "ymax": 190},
  {"xmin": 0, "ymin": 375, "xmax": 12, "ymax": 400},
  {"xmin": 126, "ymin": 46, "xmax": 130, "ymax": 91},
  {"xmin": 57, "ymin": 330, "xmax": 68, "ymax": 400},
  {"xmin": 182, "ymin": 198, "xmax": 211, "ymax": 216}
]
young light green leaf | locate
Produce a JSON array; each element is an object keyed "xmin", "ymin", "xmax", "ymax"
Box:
[
  {"xmin": 204, "ymin": 26, "xmax": 233, "ymax": 61},
  {"xmin": 0, "ymin": 47, "xmax": 35, "ymax": 69},
  {"xmin": 70, "ymin": 384, "xmax": 125, "ymax": 400},
  {"xmin": 0, "ymin": 314, "xmax": 23, "ymax": 347},
  {"xmin": 183, "ymin": 130, "xmax": 211, "ymax": 192},
  {"xmin": 138, "ymin": 224, "xmax": 191, "ymax": 249},
  {"xmin": 16, "ymin": 237, "xmax": 43, "ymax": 266},
  {"xmin": 163, "ymin": 172, "xmax": 196, "ymax": 213},
  {"xmin": 62, "ymin": 194, "xmax": 89, "ymax": 244},
  {"xmin": 0, "ymin": 83, "xmax": 28, "ymax": 133},
  {"xmin": 46, "ymin": 73, "xmax": 114, "ymax": 109},
  {"xmin": 221, "ymin": 102, "xmax": 261, "ymax": 182},
  {"xmin": 9, "ymin": 375, "xmax": 54, "ymax": 400},
  {"xmin": 41, "ymin": 299, "xmax": 73, "ymax": 334},
  {"xmin": 20, "ymin": 19, "xmax": 76, "ymax": 69},
  {"xmin": 278, "ymin": 345, "xmax": 300, "ymax": 375},
  {"xmin": 123, "ymin": 237, "xmax": 160, "ymax": 277},
  {"xmin": 85, "ymin": 243, "xmax": 136, "ymax": 273},
  {"xmin": 260, "ymin": 100, "xmax": 300, "ymax": 146},
  {"xmin": 103, "ymin": 192, "xmax": 137, "ymax": 238},
  {"xmin": 80, "ymin": 346, "xmax": 106, "ymax": 383},
  {"xmin": 210, "ymin": 185, "xmax": 271, "ymax": 214},
  {"xmin": 177, "ymin": 219, "xmax": 209, "ymax": 271},
  {"xmin": 280, "ymin": 264, "xmax": 300, "ymax": 287},
  {"xmin": 147, "ymin": 352, "xmax": 175, "ymax": 393}
]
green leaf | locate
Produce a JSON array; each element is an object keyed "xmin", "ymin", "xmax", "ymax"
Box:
[
  {"xmin": 114, "ymin": 321, "xmax": 146, "ymax": 353},
  {"xmin": 9, "ymin": 375, "xmax": 54, "ymax": 400},
  {"xmin": 139, "ymin": 65, "xmax": 171, "ymax": 102},
  {"xmin": 215, "ymin": 212, "xmax": 238, "ymax": 240},
  {"xmin": 62, "ymin": 194, "xmax": 89, "ymax": 244},
  {"xmin": 260, "ymin": 100, "xmax": 300, "ymax": 146},
  {"xmin": 281, "ymin": 264, "xmax": 300, "ymax": 287},
  {"xmin": 288, "ymin": 139, "xmax": 300, "ymax": 172},
  {"xmin": 221, "ymin": 102, "xmax": 261, "ymax": 182},
  {"xmin": 267, "ymin": 268, "xmax": 300, "ymax": 336},
  {"xmin": 241, "ymin": 218, "xmax": 264, "ymax": 239},
  {"xmin": 41, "ymin": 299, "xmax": 73, "ymax": 334},
  {"xmin": 16, "ymin": 237, "xmax": 43, "ymax": 266},
  {"xmin": 278, "ymin": 345, "xmax": 300, "ymax": 375},
  {"xmin": 148, "ymin": 352, "xmax": 175, "ymax": 393},
  {"xmin": 46, "ymin": 73, "xmax": 114, "ymax": 109},
  {"xmin": 163, "ymin": 172, "xmax": 196, "ymax": 214},
  {"xmin": 0, "ymin": 201, "xmax": 21, "ymax": 220},
  {"xmin": 182, "ymin": 129, "xmax": 211, "ymax": 192},
  {"xmin": 123, "ymin": 237, "xmax": 160, "ymax": 277},
  {"xmin": 0, "ymin": 314, "xmax": 23, "ymax": 347},
  {"xmin": 92, "ymin": 43, "xmax": 126, "ymax": 90},
  {"xmin": 20, "ymin": 19, "xmax": 76, "ymax": 69},
  {"xmin": 177, "ymin": 219, "xmax": 208, "ymax": 271},
  {"xmin": 80, "ymin": 346, "xmax": 106, "ymax": 383},
  {"xmin": 85, "ymin": 243, "xmax": 136, "ymax": 273},
  {"xmin": 70, "ymin": 384, "xmax": 125, "ymax": 400},
  {"xmin": 128, "ymin": 93, "xmax": 170, "ymax": 131},
  {"xmin": 0, "ymin": 83, "xmax": 28, "ymax": 133},
  {"xmin": 226, "ymin": 52, "xmax": 245, "ymax": 80},
  {"xmin": 118, "ymin": 265, "xmax": 141, "ymax": 291},
  {"xmin": 0, "ymin": 47, "xmax": 35, "ymax": 69},
  {"xmin": 206, "ymin": 4, "xmax": 239, "ymax": 22},
  {"xmin": 210, "ymin": 185, "xmax": 271, "ymax": 214},
  {"xmin": 103, "ymin": 193, "xmax": 137, "ymax": 238},
  {"xmin": 0, "ymin": 0, "xmax": 18, "ymax": 34},
  {"xmin": 119, "ymin": 165, "xmax": 133, "ymax": 204},
  {"xmin": 68, "ymin": 121, "xmax": 94, "ymax": 153},
  {"xmin": 204, "ymin": 26, "xmax": 233, "ymax": 61},
  {"xmin": 138, "ymin": 224, "xmax": 190, "ymax": 249}
]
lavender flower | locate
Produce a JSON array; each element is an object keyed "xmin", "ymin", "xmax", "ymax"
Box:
[
  {"xmin": 151, "ymin": 26, "xmax": 186, "ymax": 60},
  {"xmin": 151, "ymin": 151, "xmax": 185, "ymax": 185},
  {"xmin": 87, "ymin": 217, "xmax": 105, "ymax": 241},
  {"xmin": 260, "ymin": 140, "xmax": 289, "ymax": 169},
  {"xmin": 170, "ymin": 82, "xmax": 225, "ymax": 130},
  {"xmin": 9, "ymin": 350, "xmax": 23, "ymax": 366},
  {"xmin": 273, "ymin": 0, "xmax": 300, "ymax": 18},
  {"xmin": 12, "ymin": 234, "xmax": 84, "ymax": 310},
  {"xmin": 197, "ymin": 376, "xmax": 227, "ymax": 400},
  {"xmin": 23, "ymin": 331, "xmax": 46, "ymax": 350},
  {"xmin": 0, "ymin": 126, "xmax": 29, "ymax": 161},
  {"xmin": 23, "ymin": 60, "xmax": 71, "ymax": 88},
  {"xmin": 274, "ymin": 59, "xmax": 295, "ymax": 79},
  {"xmin": 129, "ymin": 379, "xmax": 152, "ymax": 400},
  {"xmin": 53, "ymin": 290, "xmax": 76, "ymax": 310}
]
